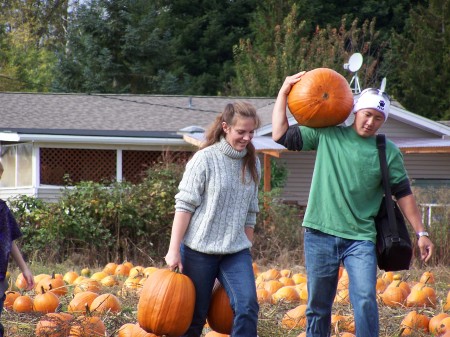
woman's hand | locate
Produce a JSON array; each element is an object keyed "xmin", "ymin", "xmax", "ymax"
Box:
[
  {"xmin": 22, "ymin": 266, "xmax": 35, "ymax": 291},
  {"xmin": 165, "ymin": 249, "xmax": 183, "ymax": 273}
]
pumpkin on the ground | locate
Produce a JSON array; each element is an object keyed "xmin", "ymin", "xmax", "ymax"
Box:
[
  {"xmin": 35, "ymin": 272, "xmax": 68, "ymax": 297},
  {"xmin": 68, "ymin": 291, "xmax": 99, "ymax": 314},
  {"xmin": 4, "ymin": 291, "xmax": 21, "ymax": 310},
  {"xmin": 69, "ymin": 315, "xmax": 106, "ymax": 337},
  {"xmin": 12, "ymin": 295, "xmax": 34, "ymax": 313},
  {"xmin": 287, "ymin": 68, "xmax": 353, "ymax": 127},
  {"xmin": 400, "ymin": 310, "xmax": 429, "ymax": 335},
  {"xmin": 103, "ymin": 262, "xmax": 118, "ymax": 275},
  {"xmin": 272, "ymin": 286, "xmax": 300, "ymax": 304},
  {"xmin": 429, "ymin": 313, "xmax": 450, "ymax": 335},
  {"xmin": 35, "ymin": 312, "xmax": 74, "ymax": 337},
  {"xmin": 443, "ymin": 290, "xmax": 450, "ymax": 311},
  {"xmin": 63, "ymin": 271, "xmax": 79, "ymax": 285},
  {"xmin": 380, "ymin": 284, "xmax": 407, "ymax": 307},
  {"xmin": 33, "ymin": 287, "xmax": 60, "ymax": 313},
  {"xmin": 90, "ymin": 271, "xmax": 109, "ymax": 282},
  {"xmin": 74, "ymin": 278, "xmax": 101, "ymax": 294},
  {"xmin": 281, "ymin": 304, "xmax": 307, "ymax": 329},
  {"xmin": 118, "ymin": 323, "xmax": 159, "ymax": 337},
  {"xmin": 406, "ymin": 284, "xmax": 436, "ymax": 307},
  {"xmin": 331, "ymin": 314, "xmax": 355, "ymax": 333},
  {"xmin": 15, "ymin": 273, "xmax": 30, "ymax": 291},
  {"xmin": 89, "ymin": 293, "xmax": 121, "ymax": 314}
]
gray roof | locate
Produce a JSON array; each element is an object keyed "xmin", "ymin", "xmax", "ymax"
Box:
[
  {"xmin": 1, "ymin": 92, "xmax": 450, "ymax": 152},
  {"xmin": 0, "ymin": 92, "xmax": 275, "ymax": 137}
]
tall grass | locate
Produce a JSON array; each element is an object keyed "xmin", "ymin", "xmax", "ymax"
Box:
[{"xmin": 411, "ymin": 186, "xmax": 450, "ymax": 266}]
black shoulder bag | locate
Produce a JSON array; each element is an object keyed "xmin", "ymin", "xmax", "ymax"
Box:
[{"xmin": 375, "ymin": 134, "xmax": 413, "ymax": 271}]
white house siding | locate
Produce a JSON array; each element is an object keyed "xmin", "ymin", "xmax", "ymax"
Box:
[
  {"xmin": 274, "ymin": 151, "xmax": 450, "ymax": 206},
  {"xmin": 379, "ymin": 119, "xmax": 435, "ymax": 137},
  {"xmin": 36, "ymin": 186, "xmax": 65, "ymax": 203},
  {"xmin": 0, "ymin": 188, "xmax": 36, "ymax": 202},
  {"xmin": 0, "ymin": 186, "xmax": 64, "ymax": 203},
  {"xmin": 346, "ymin": 114, "xmax": 442, "ymax": 138},
  {"xmin": 404, "ymin": 154, "xmax": 450, "ymax": 180},
  {"xmin": 275, "ymin": 151, "xmax": 316, "ymax": 205}
]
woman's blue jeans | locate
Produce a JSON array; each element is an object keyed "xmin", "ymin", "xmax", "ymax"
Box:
[
  {"xmin": 180, "ymin": 244, "xmax": 259, "ymax": 337},
  {"xmin": 304, "ymin": 228, "xmax": 379, "ymax": 337},
  {"xmin": 0, "ymin": 293, "xmax": 5, "ymax": 337}
]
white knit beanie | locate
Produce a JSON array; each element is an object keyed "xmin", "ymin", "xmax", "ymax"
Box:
[{"xmin": 353, "ymin": 89, "xmax": 390, "ymax": 120}]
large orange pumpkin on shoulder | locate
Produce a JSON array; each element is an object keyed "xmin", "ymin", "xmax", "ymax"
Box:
[
  {"xmin": 288, "ymin": 68, "xmax": 354, "ymax": 127},
  {"xmin": 137, "ymin": 269, "xmax": 195, "ymax": 336}
]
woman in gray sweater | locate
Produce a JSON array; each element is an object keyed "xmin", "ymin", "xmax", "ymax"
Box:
[{"xmin": 165, "ymin": 102, "xmax": 261, "ymax": 337}]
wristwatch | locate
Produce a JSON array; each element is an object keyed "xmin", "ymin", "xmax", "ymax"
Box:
[{"xmin": 416, "ymin": 231, "xmax": 429, "ymax": 239}]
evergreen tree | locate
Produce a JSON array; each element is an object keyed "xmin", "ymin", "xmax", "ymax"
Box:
[
  {"xmin": 53, "ymin": 0, "xmax": 174, "ymax": 93},
  {"xmin": 231, "ymin": 3, "xmax": 386, "ymax": 97},
  {"xmin": 155, "ymin": 0, "xmax": 257, "ymax": 95},
  {"xmin": 0, "ymin": 0, "xmax": 65, "ymax": 91},
  {"xmin": 386, "ymin": 0, "xmax": 449, "ymax": 120}
]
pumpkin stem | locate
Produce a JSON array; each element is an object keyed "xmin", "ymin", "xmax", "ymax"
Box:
[{"xmin": 85, "ymin": 303, "xmax": 92, "ymax": 316}]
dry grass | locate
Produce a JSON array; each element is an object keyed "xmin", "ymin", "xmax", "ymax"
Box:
[{"xmin": 2, "ymin": 264, "xmax": 449, "ymax": 337}]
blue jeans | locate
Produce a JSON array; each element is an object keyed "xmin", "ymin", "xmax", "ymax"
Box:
[
  {"xmin": 180, "ymin": 244, "xmax": 259, "ymax": 337},
  {"xmin": 0, "ymin": 293, "xmax": 4, "ymax": 337},
  {"xmin": 304, "ymin": 228, "xmax": 378, "ymax": 337}
]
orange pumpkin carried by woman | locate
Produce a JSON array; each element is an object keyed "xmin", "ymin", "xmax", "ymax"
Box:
[
  {"xmin": 137, "ymin": 268, "xmax": 195, "ymax": 336},
  {"xmin": 207, "ymin": 281, "xmax": 234, "ymax": 334}
]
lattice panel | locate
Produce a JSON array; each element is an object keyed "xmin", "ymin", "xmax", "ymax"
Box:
[
  {"xmin": 40, "ymin": 148, "xmax": 116, "ymax": 185},
  {"xmin": 39, "ymin": 148, "xmax": 193, "ymax": 185},
  {"xmin": 123, "ymin": 150, "xmax": 192, "ymax": 184}
]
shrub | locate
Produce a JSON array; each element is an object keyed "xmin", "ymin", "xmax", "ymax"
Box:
[{"xmin": 9, "ymin": 163, "xmax": 183, "ymax": 265}]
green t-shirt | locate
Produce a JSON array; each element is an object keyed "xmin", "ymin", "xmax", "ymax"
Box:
[{"xmin": 300, "ymin": 125, "xmax": 408, "ymax": 243}]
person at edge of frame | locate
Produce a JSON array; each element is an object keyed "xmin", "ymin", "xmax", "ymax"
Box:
[{"xmin": 0, "ymin": 162, "xmax": 35, "ymax": 337}]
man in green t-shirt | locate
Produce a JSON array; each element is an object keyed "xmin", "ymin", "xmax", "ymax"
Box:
[{"xmin": 272, "ymin": 71, "xmax": 434, "ymax": 337}]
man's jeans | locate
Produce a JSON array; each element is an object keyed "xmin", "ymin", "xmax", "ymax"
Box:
[
  {"xmin": 304, "ymin": 228, "xmax": 379, "ymax": 337},
  {"xmin": 180, "ymin": 244, "xmax": 259, "ymax": 337}
]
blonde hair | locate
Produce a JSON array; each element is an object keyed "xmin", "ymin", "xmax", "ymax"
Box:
[{"xmin": 202, "ymin": 102, "xmax": 261, "ymax": 184}]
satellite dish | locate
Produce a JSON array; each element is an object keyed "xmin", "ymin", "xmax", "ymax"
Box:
[
  {"xmin": 347, "ymin": 53, "xmax": 363, "ymax": 72},
  {"xmin": 343, "ymin": 53, "xmax": 363, "ymax": 94},
  {"xmin": 380, "ymin": 77, "xmax": 387, "ymax": 92}
]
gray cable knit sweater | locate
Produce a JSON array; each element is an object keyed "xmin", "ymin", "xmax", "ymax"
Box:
[{"xmin": 175, "ymin": 137, "xmax": 260, "ymax": 254}]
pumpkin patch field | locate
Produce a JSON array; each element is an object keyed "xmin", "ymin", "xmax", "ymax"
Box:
[{"xmin": 2, "ymin": 261, "xmax": 450, "ymax": 337}]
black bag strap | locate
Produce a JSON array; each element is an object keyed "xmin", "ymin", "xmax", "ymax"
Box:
[{"xmin": 376, "ymin": 134, "xmax": 400, "ymax": 239}]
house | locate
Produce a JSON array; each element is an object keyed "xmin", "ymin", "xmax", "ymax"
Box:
[
  {"xmin": 1, "ymin": 92, "xmax": 450, "ymax": 206},
  {"xmin": 0, "ymin": 92, "xmax": 276, "ymax": 202},
  {"xmin": 256, "ymin": 100, "xmax": 450, "ymax": 205}
]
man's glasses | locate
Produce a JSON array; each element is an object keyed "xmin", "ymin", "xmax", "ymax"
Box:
[{"xmin": 359, "ymin": 88, "xmax": 391, "ymax": 102}]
